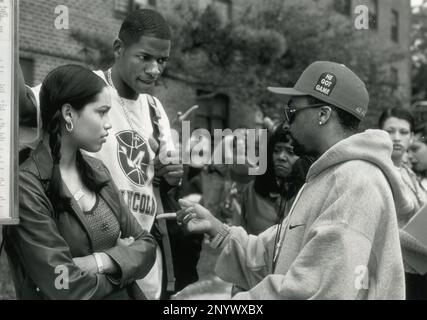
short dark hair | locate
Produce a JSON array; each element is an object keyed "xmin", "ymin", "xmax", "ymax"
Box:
[
  {"xmin": 307, "ymin": 96, "xmax": 361, "ymax": 132},
  {"xmin": 119, "ymin": 9, "xmax": 171, "ymax": 47},
  {"xmin": 254, "ymin": 126, "xmax": 292, "ymax": 198},
  {"xmin": 378, "ymin": 107, "xmax": 415, "ymax": 132}
]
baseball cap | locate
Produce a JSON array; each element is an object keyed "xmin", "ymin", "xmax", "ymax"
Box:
[{"xmin": 268, "ymin": 61, "xmax": 369, "ymax": 120}]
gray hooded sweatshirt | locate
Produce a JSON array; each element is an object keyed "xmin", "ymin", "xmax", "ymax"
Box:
[{"xmin": 215, "ymin": 130, "xmax": 410, "ymax": 300}]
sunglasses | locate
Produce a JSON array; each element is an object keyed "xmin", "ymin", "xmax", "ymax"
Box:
[{"xmin": 283, "ymin": 103, "xmax": 326, "ymax": 124}]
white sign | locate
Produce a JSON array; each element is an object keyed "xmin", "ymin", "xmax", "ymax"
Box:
[{"xmin": 0, "ymin": 0, "xmax": 18, "ymax": 225}]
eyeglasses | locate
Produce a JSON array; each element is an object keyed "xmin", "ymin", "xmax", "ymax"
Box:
[{"xmin": 283, "ymin": 103, "xmax": 326, "ymax": 124}]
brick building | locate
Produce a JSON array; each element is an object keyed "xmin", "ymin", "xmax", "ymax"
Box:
[
  {"xmin": 334, "ymin": 0, "xmax": 413, "ymax": 124},
  {"xmin": 355, "ymin": 0, "xmax": 412, "ymax": 106},
  {"xmin": 19, "ymin": 0, "xmax": 412, "ymax": 131}
]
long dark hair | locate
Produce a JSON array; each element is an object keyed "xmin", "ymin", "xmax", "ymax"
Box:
[
  {"xmin": 413, "ymin": 124, "xmax": 427, "ymax": 177},
  {"xmin": 39, "ymin": 64, "xmax": 107, "ymax": 213}
]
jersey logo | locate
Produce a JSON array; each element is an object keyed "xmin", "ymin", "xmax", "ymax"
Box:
[{"xmin": 116, "ymin": 130, "xmax": 150, "ymax": 187}]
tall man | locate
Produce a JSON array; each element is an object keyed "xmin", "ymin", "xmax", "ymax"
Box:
[
  {"xmin": 178, "ymin": 61, "xmax": 411, "ymax": 299},
  {"xmin": 18, "ymin": 9, "xmax": 183, "ymax": 300}
]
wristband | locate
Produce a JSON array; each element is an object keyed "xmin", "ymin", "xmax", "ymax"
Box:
[{"xmin": 93, "ymin": 252, "xmax": 105, "ymax": 274}]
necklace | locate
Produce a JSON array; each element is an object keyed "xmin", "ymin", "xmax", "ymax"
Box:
[
  {"xmin": 73, "ymin": 188, "xmax": 85, "ymax": 202},
  {"xmin": 106, "ymin": 69, "xmax": 137, "ymax": 133},
  {"xmin": 272, "ymin": 194, "xmax": 287, "ymax": 269},
  {"xmin": 62, "ymin": 169, "xmax": 86, "ymax": 202}
]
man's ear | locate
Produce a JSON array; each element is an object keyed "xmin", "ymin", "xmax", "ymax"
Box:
[
  {"xmin": 318, "ymin": 106, "xmax": 332, "ymax": 125},
  {"xmin": 113, "ymin": 38, "xmax": 124, "ymax": 60}
]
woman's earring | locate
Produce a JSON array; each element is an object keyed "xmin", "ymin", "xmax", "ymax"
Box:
[{"xmin": 66, "ymin": 120, "xmax": 74, "ymax": 133}]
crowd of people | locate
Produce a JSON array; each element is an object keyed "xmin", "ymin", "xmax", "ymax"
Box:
[{"xmin": 2, "ymin": 8, "xmax": 427, "ymax": 300}]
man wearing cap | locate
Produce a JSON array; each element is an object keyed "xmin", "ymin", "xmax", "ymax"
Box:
[{"xmin": 177, "ymin": 61, "xmax": 411, "ymax": 299}]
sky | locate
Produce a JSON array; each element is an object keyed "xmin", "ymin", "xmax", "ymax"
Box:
[{"xmin": 412, "ymin": 0, "xmax": 424, "ymax": 7}]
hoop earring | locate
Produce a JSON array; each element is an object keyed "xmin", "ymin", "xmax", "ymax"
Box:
[{"xmin": 66, "ymin": 121, "xmax": 74, "ymax": 133}]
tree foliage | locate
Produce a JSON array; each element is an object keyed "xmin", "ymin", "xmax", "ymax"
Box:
[
  {"xmin": 70, "ymin": 29, "xmax": 115, "ymax": 71},
  {"xmin": 70, "ymin": 0, "xmax": 407, "ymax": 127},
  {"xmin": 164, "ymin": 0, "xmax": 406, "ymax": 126}
]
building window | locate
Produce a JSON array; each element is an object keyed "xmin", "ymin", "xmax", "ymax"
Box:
[
  {"xmin": 334, "ymin": 0, "xmax": 352, "ymax": 16},
  {"xmin": 133, "ymin": 0, "xmax": 157, "ymax": 10},
  {"xmin": 114, "ymin": 0, "xmax": 131, "ymax": 15},
  {"xmin": 114, "ymin": 0, "xmax": 156, "ymax": 16},
  {"xmin": 19, "ymin": 57, "xmax": 35, "ymax": 86},
  {"xmin": 391, "ymin": 9, "xmax": 399, "ymax": 43},
  {"xmin": 368, "ymin": 0, "xmax": 378, "ymax": 30},
  {"xmin": 391, "ymin": 67, "xmax": 399, "ymax": 91},
  {"xmin": 413, "ymin": 102, "xmax": 427, "ymax": 126},
  {"xmin": 212, "ymin": 0, "xmax": 233, "ymax": 24}
]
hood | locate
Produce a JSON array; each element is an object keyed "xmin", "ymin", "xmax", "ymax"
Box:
[{"xmin": 307, "ymin": 129, "xmax": 413, "ymax": 216}]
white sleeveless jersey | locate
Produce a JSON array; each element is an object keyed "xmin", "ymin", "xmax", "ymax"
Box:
[{"xmin": 92, "ymin": 71, "xmax": 174, "ymax": 231}]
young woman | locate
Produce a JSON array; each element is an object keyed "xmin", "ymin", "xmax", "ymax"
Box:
[
  {"xmin": 409, "ymin": 124, "xmax": 427, "ymax": 190},
  {"xmin": 379, "ymin": 107, "xmax": 427, "ymax": 300},
  {"xmin": 5, "ymin": 65, "xmax": 156, "ymax": 300},
  {"xmin": 379, "ymin": 107, "xmax": 427, "ymax": 221}
]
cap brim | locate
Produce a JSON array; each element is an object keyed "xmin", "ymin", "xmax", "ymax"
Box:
[{"xmin": 267, "ymin": 87, "xmax": 307, "ymax": 97}]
